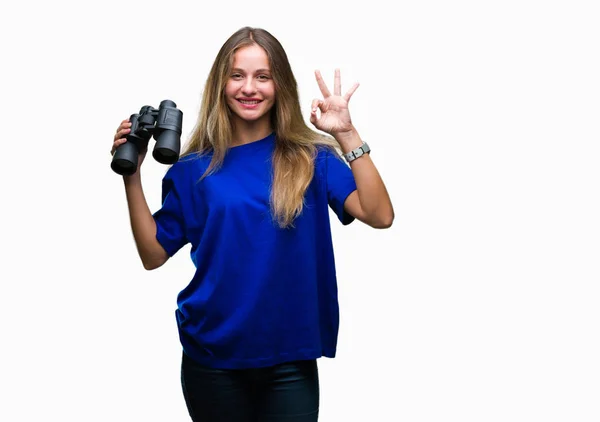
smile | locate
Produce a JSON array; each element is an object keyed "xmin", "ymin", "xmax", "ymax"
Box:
[{"xmin": 236, "ymin": 99, "xmax": 263, "ymax": 110}]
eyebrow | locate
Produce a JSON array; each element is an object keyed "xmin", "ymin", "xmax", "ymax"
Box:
[{"xmin": 231, "ymin": 68, "xmax": 271, "ymax": 73}]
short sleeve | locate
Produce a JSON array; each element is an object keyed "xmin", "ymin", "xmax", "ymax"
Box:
[
  {"xmin": 152, "ymin": 167, "xmax": 188, "ymax": 256},
  {"xmin": 325, "ymin": 148, "xmax": 357, "ymax": 225}
]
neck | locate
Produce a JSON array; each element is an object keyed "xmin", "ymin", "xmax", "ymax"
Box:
[{"xmin": 230, "ymin": 116, "xmax": 273, "ymax": 147}]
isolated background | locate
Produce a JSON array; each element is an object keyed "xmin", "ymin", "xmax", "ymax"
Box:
[{"xmin": 1, "ymin": 0, "xmax": 599, "ymax": 421}]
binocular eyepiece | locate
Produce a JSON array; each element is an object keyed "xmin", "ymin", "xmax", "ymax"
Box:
[{"xmin": 111, "ymin": 99, "xmax": 183, "ymax": 176}]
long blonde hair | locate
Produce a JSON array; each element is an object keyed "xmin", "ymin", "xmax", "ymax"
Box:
[{"xmin": 181, "ymin": 27, "xmax": 340, "ymax": 228}]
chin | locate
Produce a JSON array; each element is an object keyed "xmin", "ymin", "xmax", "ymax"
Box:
[
  {"xmin": 228, "ymin": 101, "xmax": 274, "ymax": 123},
  {"xmin": 235, "ymin": 109, "xmax": 272, "ymax": 122}
]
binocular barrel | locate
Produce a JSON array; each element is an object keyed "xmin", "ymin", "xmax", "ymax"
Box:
[
  {"xmin": 153, "ymin": 100, "xmax": 182, "ymax": 165},
  {"xmin": 111, "ymin": 114, "xmax": 144, "ymax": 176}
]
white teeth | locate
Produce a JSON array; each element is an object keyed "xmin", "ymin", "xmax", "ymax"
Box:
[{"xmin": 239, "ymin": 100, "xmax": 260, "ymax": 104}]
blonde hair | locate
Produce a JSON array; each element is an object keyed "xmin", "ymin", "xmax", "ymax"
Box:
[{"xmin": 181, "ymin": 27, "xmax": 340, "ymax": 228}]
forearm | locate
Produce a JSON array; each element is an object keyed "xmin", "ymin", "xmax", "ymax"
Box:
[
  {"xmin": 335, "ymin": 128, "xmax": 394, "ymax": 226},
  {"xmin": 123, "ymin": 173, "xmax": 168, "ymax": 270}
]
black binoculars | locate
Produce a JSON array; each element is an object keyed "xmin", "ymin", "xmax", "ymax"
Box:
[{"xmin": 111, "ymin": 100, "xmax": 183, "ymax": 176}]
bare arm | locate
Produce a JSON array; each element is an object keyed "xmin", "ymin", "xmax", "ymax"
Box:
[
  {"xmin": 310, "ymin": 69, "xmax": 394, "ymax": 229},
  {"xmin": 336, "ymin": 128, "xmax": 394, "ymax": 229},
  {"xmin": 123, "ymin": 173, "xmax": 169, "ymax": 270},
  {"xmin": 112, "ymin": 119, "xmax": 169, "ymax": 270}
]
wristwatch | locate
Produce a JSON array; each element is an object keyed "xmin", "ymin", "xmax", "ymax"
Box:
[{"xmin": 343, "ymin": 142, "xmax": 371, "ymax": 163}]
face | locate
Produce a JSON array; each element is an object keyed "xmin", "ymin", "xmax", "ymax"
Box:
[{"xmin": 225, "ymin": 44, "xmax": 276, "ymax": 126}]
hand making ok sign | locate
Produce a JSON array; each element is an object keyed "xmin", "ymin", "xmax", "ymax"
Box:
[{"xmin": 310, "ymin": 69, "xmax": 359, "ymax": 137}]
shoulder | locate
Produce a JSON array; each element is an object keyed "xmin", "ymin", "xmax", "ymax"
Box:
[
  {"xmin": 314, "ymin": 145, "xmax": 346, "ymax": 169},
  {"xmin": 164, "ymin": 152, "xmax": 211, "ymax": 181},
  {"xmin": 315, "ymin": 145, "xmax": 335, "ymax": 163}
]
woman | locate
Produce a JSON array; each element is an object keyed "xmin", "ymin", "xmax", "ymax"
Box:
[{"xmin": 111, "ymin": 26, "xmax": 393, "ymax": 422}]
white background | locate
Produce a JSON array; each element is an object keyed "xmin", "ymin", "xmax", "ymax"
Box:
[{"xmin": 1, "ymin": 0, "xmax": 599, "ymax": 421}]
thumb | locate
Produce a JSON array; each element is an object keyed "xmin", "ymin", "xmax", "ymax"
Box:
[{"xmin": 310, "ymin": 99, "xmax": 322, "ymax": 125}]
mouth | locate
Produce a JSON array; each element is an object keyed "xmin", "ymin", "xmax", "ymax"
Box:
[{"xmin": 236, "ymin": 99, "xmax": 263, "ymax": 109}]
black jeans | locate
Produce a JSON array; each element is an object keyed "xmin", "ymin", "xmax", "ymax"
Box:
[{"xmin": 181, "ymin": 352, "xmax": 320, "ymax": 422}]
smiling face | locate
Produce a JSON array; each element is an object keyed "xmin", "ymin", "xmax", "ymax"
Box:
[{"xmin": 225, "ymin": 44, "xmax": 276, "ymax": 128}]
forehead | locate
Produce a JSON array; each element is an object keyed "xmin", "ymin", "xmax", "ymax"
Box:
[{"xmin": 232, "ymin": 44, "xmax": 270, "ymax": 70}]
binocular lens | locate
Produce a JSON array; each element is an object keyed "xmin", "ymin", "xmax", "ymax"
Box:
[
  {"xmin": 153, "ymin": 129, "xmax": 180, "ymax": 165},
  {"xmin": 111, "ymin": 141, "xmax": 139, "ymax": 176}
]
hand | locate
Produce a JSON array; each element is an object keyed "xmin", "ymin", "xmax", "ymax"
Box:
[
  {"xmin": 111, "ymin": 119, "xmax": 147, "ymax": 174},
  {"xmin": 309, "ymin": 69, "xmax": 359, "ymax": 137}
]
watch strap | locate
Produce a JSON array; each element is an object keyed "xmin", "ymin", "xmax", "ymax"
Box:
[{"xmin": 343, "ymin": 142, "xmax": 371, "ymax": 162}]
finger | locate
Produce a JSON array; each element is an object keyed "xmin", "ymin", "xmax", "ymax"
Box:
[
  {"xmin": 118, "ymin": 122, "xmax": 132, "ymax": 131},
  {"xmin": 310, "ymin": 99, "xmax": 322, "ymax": 125},
  {"xmin": 315, "ymin": 70, "xmax": 331, "ymax": 98},
  {"xmin": 111, "ymin": 138, "xmax": 127, "ymax": 155},
  {"xmin": 334, "ymin": 68, "xmax": 341, "ymax": 96},
  {"xmin": 114, "ymin": 127, "xmax": 131, "ymax": 141},
  {"xmin": 117, "ymin": 121, "xmax": 132, "ymax": 131},
  {"xmin": 311, "ymin": 98, "xmax": 323, "ymax": 113},
  {"xmin": 344, "ymin": 82, "xmax": 360, "ymax": 102}
]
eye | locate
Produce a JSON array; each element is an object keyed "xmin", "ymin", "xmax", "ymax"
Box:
[
  {"xmin": 231, "ymin": 73, "xmax": 243, "ymax": 79},
  {"xmin": 257, "ymin": 74, "xmax": 271, "ymax": 80}
]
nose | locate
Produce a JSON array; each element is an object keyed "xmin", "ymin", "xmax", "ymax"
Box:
[{"xmin": 241, "ymin": 78, "xmax": 257, "ymax": 96}]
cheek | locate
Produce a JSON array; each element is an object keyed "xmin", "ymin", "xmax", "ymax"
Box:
[
  {"xmin": 263, "ymin": 83, "xmax": 276, "ymax": 99},
  {"xmin": 225, "ymin": 79, "xmax": 247, "ymax": 96},
  {"xmin": 225, "ymin": 82, "xmax": 237, "ymax": 97}
]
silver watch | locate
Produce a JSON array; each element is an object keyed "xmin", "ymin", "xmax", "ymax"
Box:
[{"xmin": 343, "ymin": 142, "xmax": 371, "ymax": 163}]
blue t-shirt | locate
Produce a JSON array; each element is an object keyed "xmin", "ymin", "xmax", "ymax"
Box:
[{"xmin": 153, "ymin": 132, "xmax": 357, "ymax": 369}]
